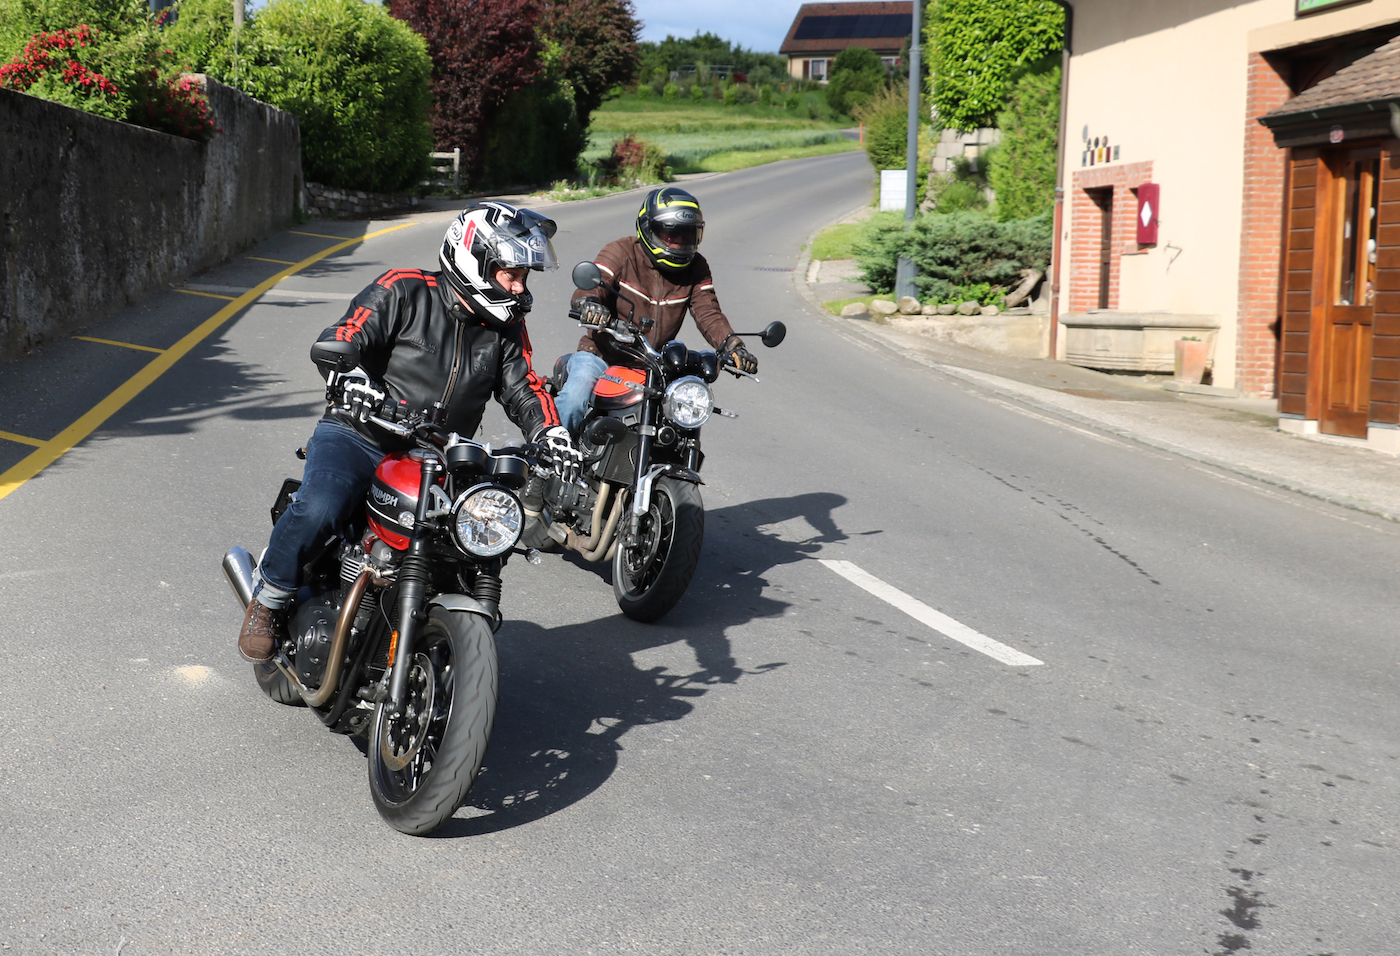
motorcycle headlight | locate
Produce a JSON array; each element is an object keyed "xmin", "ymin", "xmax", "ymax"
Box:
[
  {"xmin": 663, "ymin": 376, "xmax": 713, "ymax": 429},
  {"xmin": 450, "ymin": 485, "xmax": 523, "ymax": 558}
]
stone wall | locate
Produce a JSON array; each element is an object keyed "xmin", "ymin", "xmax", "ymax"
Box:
[
  {"xmin": 0, "ymin": 77, "xmax": 301, "ymax": 361},
  {"xmin": 303, "ymin": 181, "xmax": 421, "ymax": 221}
]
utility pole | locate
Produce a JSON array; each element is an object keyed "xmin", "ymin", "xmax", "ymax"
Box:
[{"xmin": 895, "ymin": 0, "xmax": 922, "ymax": 300}]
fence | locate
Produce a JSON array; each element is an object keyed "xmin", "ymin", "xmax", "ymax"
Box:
[{"xmin": 424, "ymin": 148, "xmax": 461, "ymax": 190}]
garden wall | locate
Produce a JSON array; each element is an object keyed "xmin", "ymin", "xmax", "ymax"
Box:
[{"xmin": 0, "ymin": 77, "xmax": 301, "ymax": 361}]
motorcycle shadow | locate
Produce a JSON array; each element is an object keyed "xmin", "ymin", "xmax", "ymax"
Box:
[{"xmin": 430, "ymin": 491, "xmax": 853, "ymax": 838}]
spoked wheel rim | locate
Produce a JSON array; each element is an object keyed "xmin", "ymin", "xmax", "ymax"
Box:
[
  {"xmin": 618, "ymin": 490, "xmax": 675, "ymax": 598},
  {"xmin": 371, "ymin": 643, "xmax": 454, "ymax": 805}
]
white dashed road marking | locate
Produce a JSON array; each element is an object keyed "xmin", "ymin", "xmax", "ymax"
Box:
[{"xmin": 819, "ymin": 559, "xmax": 1044, "ymax": 667}]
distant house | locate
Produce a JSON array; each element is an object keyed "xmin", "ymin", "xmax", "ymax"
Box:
[{"xmin": 779, "ymin": 1, "xmax": 914, "ymax": 82}]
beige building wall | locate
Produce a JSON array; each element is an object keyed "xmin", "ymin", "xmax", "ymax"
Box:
[{"xmin": 1060, "ymin": 0, "xmax": 1400, "ymax": 389}]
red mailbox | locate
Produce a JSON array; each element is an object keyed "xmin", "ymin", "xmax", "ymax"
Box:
[{"xmin": 1136, "ymin": 183, "xmax": 1160, "ymax": 245}]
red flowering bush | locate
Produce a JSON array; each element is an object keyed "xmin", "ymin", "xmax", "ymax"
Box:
[
  {"xmin": 0, "ymin": 26, "xmax": 123, "ymax": 117},
  {"xmin": 594, "ymin": 133, "xmax": 669, "ymax": 185},
  {"xmin": 0, "ymin": 22, "xmax": 216, "ymax": 141}
]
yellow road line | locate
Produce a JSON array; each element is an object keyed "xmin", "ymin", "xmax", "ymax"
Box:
[
  {"xmin": 245, "ymin": 256, "xmax": 297, "ymax": 265},
  {"xmin": 177, "ymin": 289, "xmax": 237, "ymax": 301},
  {"xmin": 0, "ymin": 221, "xmax": 418, "ymax": 503},
  {"xmin": 73, "ymin": 336, "xmax": 166, "ymax": 354},
  {"xmin": 291, "ymin": 231, "xmax": 354, "ymax": 240},
  {"xmin": 0, "ymin": 430, "xmax": 45, "ymax": 447}
]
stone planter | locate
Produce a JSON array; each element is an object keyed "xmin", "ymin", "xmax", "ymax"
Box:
[
  {"xmin": 1062, "ymin": 312, "xmax": 1218, "ymax": 373},
  {"xmin": 1174, "ymin": 339, "xmax": 1211, "ymax": 384}
]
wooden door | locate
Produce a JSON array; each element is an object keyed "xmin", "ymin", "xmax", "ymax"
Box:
[
  {"xmin": 1090, "ymin": 188, "xmax": 1113, "ymax": 309},
  {"xmin": 1320, "ymin": 149, "xmax": 1378, "ymax": 437}
]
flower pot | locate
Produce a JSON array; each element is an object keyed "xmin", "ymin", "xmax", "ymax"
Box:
[{"xmin": 1174, "ymin": 339, "xmax": 1209, "ymax": 384}]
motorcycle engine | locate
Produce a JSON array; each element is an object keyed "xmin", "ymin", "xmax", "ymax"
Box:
[{"xmin": 291, "ymin": 592, "xmax": 339, "ymax": 688}]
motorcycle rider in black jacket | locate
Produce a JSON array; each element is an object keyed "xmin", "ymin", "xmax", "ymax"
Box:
[{"xmin": 237, "ymin": 202, "xmax": 582, "ymax": 662}]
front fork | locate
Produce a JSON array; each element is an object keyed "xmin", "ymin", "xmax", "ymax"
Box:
[{"xmin": 387, "ymin": 452, "xmax": 439, "ymax": 714}]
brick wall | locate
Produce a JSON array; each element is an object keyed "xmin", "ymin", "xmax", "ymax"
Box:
[
  {"xmin": 1067, "ymin": 161, "xmax": 1153, "ymax": 314},
  {"xmin": 1236, "ymin": 52, "xmax": 1293, "ymax": 398}
]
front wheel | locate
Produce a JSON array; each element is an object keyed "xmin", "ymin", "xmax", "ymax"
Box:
[
  {"xmin": 613, "ymin": 476, "xmax": 704, "ymax": 622},
  {"xmin": 367, "ymin": 607, "xmax": 498, "ymax": 835}
]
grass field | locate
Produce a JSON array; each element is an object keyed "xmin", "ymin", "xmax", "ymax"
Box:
[{"xmin": 587, "ymin": 95, "xmax": 862, "ymax": 174}]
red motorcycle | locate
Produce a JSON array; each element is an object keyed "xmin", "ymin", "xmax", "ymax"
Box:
[{"xmin": 222, "ymin": 338, "xmax": 554, "ymax": 835}]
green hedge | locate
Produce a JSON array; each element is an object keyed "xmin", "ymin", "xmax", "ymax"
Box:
[{"xmin": 206, "ymin": 0, "xmax": 433, "ymax": 193}]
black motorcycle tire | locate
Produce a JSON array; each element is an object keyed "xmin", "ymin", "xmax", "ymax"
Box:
[
  {"xmin": 613, "ymin": 476, "xmax": 704, "ymax": 622},
  {"xmin": 252, "ymin": 659, "xmax": 306, "ymax": 707},
  {"xmin": 367, "ymin": 607, "xmax": 498, "ymax": 835}
]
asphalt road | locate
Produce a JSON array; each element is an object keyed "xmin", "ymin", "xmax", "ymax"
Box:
[{"xmin": 2, "ymin": 150, "xmax": 1398, "ymax": 955}]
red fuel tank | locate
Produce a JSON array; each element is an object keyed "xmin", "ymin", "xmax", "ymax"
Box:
[
  {"xmin": 366, "ymin": 450, "xmax": 437, "ymax": 550},
  {"xmin": 591, "ymin": 365, "xmax": 645, "ymax": 411}
]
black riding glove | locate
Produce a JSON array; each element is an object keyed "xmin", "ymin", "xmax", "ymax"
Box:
[
  {"xmin": 724, "ymin": 344, "xmax": 758, "ymax": 375},
  {"xmin": 577, "ymin": 297, "xmax": 612, "ymax": 329}
]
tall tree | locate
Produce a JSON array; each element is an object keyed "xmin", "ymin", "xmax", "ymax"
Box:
[
  {"xmin": 389, "ymin": 0, "xmax": 544, "ymax": 177},
  {"xmin": 539, "ymin": 0, "xmax": 638, "ymax": 127}
]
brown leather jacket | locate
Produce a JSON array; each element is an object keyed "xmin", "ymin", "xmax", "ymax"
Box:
[{"xmin": 571, "ymin": 237, "xmax": 739, "ymax": 359}]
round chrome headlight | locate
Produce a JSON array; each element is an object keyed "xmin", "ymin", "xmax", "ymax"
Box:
[
  {"xmin": 663, "ymin": 376, "xmax": 713, "ymax": 429},
  {"xmin": 450, "ymin": 485, "xmax": 523, "ymax": 558}
]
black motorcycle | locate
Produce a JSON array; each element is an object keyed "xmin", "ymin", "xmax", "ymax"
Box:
[
  {"xmin": 540, "ymin": 260, "xmax": 785, "ymax": 622},
  {"xmin": 222, "ymin": 338, "xmax": 554, "ymax": 835}
]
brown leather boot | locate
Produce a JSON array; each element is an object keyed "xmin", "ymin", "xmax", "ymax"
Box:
[{"xmin": 238, "ymin": 600, "xmax": 283, "ymax": 662}]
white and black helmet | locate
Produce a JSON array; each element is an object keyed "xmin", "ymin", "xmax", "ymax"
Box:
[{"xmin": 440, "ymin": 202, "xmax": 559, "ymax": 330}]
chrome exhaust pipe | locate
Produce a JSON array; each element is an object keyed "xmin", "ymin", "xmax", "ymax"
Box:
[{"xmin": 223, "ymin": 546, "xmax": 256, "ymax": 610}]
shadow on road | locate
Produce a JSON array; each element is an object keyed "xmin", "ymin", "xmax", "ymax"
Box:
[{"xmin": 430, "ymin": 490, "xmax": 852, "ymax": 837}]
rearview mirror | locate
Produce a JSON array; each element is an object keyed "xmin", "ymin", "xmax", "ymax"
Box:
[
  {"xmin": 571, "ymin": 261, "xmax": 602, "ymax": 291},
  {"xmin": 310, "ymin": 339, "xmax": 361, "ymax": 375},
  {"xmin": 760, "ymin": 321, "xmax": 786, "ymax": 348}
]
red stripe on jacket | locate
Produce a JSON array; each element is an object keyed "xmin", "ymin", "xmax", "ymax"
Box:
[
  {"xmin": 519, "ymin": 325, "xmax": 560, "ymax": 429},
  {"xmin": 336, "ymin": 306, "xmax": 372, "ymax": 341}
]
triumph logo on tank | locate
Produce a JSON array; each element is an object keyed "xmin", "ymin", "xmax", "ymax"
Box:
[{"xmin": 371, "ymin": 486, "xmax": 398, "ymax": 507}]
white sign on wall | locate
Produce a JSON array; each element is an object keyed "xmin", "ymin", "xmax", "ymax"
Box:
[{"xmin": 879, "ymin": 169, "xmax": 907, "ymax": 211}]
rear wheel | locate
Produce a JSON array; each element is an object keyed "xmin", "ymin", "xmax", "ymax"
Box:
[
  {"xmin": 368, "ymin": 607, "xmax": 497, "ymax": 835},
  {"xmin": 613, "ymin": 476, "xmax": 704, "ymax": 622}
]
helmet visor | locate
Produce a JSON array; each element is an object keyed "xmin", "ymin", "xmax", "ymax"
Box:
[
  {"xmin": 489, "ymin": 230, "xmax": 559, "ymax": 272},
  {"xmin": 653, "ymin": 221, "xmax": 702, "ymax": 256}
]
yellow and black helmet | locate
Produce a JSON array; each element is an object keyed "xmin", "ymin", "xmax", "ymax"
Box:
[{"xmin": 636, "ymin": 187, "xmax": 704, "ymax": 274}]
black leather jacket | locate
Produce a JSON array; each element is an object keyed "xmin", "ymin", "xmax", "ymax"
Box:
[{"xmin": 316, "ymin": 268, "xmax": 560, "ymax": 452}]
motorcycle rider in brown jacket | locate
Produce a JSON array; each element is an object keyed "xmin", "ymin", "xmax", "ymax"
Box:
[
  {"xmin": 238, "ymin": 202, "xmax": 582, "ymax": 662},
  {"xmin": 554, "ymin": 186, "xmax": 758, "ymax": 436}
]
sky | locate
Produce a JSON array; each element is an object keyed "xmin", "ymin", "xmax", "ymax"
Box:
[{"xmin": 631, "ymin": 0, "xmax": 803, "ymax": 53}]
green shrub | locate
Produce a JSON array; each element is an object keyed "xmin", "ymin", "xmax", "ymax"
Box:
[
  {"xmin": 758, "ymin": 83, "xmax": 771, "ymax": 106},
  {"xmin": 733, "ymin": 82, "xmax": 755, "ymax": 105},
  {"xmin": 826, "ymin": 45, "xmax": 885, "ymax": 116},
  {"xmin": 784, "ymin": 91, "xmax": 800, "ymax": 110},
  {"xmin": 635, "ymin": 82, "xmax": 653, "ymax": 99},
  {"xmin": 689, "ymin": 82, "xmax": 703, "ymax": 102},
  {"xmin": 987, "ymin": 58, "xmax": 1059, "ymax": 220},
  {"xmin": 663, "ymin": 81, "xmax": 678, "ymax": 100},
  {"xmin": 721, "ymin": 83, "xmax": 736, "ymax": 106},
  {"xmin": 854, "ymin": 210, "xmax": 1050, "ymax": 300},
  {"xmin": 481, "ymin": 66, "xmax": 585, "ymax": 188},
  {"xmin": 230, "ymin": 0, "xmax": 432, "ymax": 192},
  {"xmin": 853, "ymin": 83, "xmax": 931, "ymax": 204}
]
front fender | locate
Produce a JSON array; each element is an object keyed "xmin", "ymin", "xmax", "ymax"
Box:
[{"xmin": 428, "ymin": 594, "xmax": 500, "ymax": 631}]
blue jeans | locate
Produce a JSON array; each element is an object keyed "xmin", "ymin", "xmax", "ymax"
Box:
[
  {"xmin": 256, "ymin": 418, "xmax": 385, "ymax": 603},
  {"xmin": 553, "ymin": 350, "xmax": 608, "ymax": 436}
]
